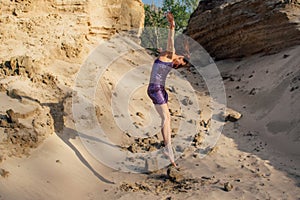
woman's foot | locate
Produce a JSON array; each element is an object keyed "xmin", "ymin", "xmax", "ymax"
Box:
[{"xmin": 163, "ymin": 143, "xmax": 178, "ymax": 168}]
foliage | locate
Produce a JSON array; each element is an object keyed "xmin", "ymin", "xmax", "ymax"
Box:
[
  {"xmin": 141, "ymin": 4, "xmax": 168, "ymax": 50},
  {"xmin": 141, "ymin": 0, "xmax": 199, "ymax": 50},
  {"xmin": 181, "ymin": 0, "xmax": 200, "ymax": 13},
  {"xmin": 162, "ymin": 0, "xmax": 190, "ymax": 32}
]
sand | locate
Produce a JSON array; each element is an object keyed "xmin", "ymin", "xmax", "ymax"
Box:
[{"xmin": 0, "ymin": 28, "xmax": 299, "ymax": 200}]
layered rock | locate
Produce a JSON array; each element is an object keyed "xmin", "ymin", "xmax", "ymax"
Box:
[
  {"xmin": 0, "ymin": 0, "xmax": 144, "ymax": 62},
  {"xmin": 1, "ymin": 0, "xmax": 144, "ymax": 38},
  {"xmin": 185, "ymin": 0, "xmax": 300, "ymax": 60},
  {"xmin": 0, "ymin": 56, "xmax": 61, "ymax": 162},
  {"xmin": 87, "ymin": 0, "xmax": 145, "ymax": 38},
  {"xmin": 0, "ymin": 0, "xmax": 144, "ymax": 162},
  {"xmin": 0, "ymin": 93, "xmax": 54, "ymax": 161}
]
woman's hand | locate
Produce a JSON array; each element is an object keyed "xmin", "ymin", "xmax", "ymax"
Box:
[{"xmin": 166, "ymin": 12, "xmax": 175, "ymax": 27}]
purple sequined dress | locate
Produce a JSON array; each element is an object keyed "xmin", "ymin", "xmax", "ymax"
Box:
[{"xmin": 147, "ymin": 59, "xmax": 173, "ymax": 105}]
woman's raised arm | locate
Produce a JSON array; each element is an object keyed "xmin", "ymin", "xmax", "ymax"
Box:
[{"xmin": 166, "ymin": 12, "xmax": 175, "ymax": 57}]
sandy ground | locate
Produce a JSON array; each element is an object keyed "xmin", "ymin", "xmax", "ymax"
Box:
[
  {"xmin": 1, "ymin": 0, "xmax": 299, "ymax": 199},
  {"xmin": 0, "ymin": 29, "xmax": 299, "ymax": 200}
]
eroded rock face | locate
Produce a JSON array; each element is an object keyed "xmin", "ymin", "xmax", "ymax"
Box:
[
  {"xmin": 2, "ymin": 0, "xmax": 144, "ymax": 38},
  {"xmin": 0, "ymin": 0, "xmax": 144, "ymax": 63},
  {"xmin": 0, "ymin": 93, "xmax": 54, "ymax": 161},
  {"xmin": 186, "ymin": 0, "xmax": 300, "ymax": 60},
  {"xmin": 87, "ymin": 0, "xmax": 145, "ymax": 38},
  {"xmin": 0, "ymin": 56, "xmax": 60, "ymax": 163},
  {"xmin": 0, "ymin": 0, "xmax": 145, "ymax": 163}
]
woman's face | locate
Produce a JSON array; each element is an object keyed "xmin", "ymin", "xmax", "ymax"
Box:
[{"xmin": 173, "ymin": 56, "xmax": 186, "ymax": 67}]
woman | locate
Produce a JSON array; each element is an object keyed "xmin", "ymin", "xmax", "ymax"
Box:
[{"xmin": 147, "ymin": 12, "xmax": 189, "ymax": 168}]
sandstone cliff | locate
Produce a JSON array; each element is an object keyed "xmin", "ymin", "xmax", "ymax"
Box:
[
  {"xmin": 0, "ymin": 0, "xmax": 144, "ymax": 162},
  {"xmin": 185, "ymin": 0, "xmax": 300, "ymax": 60},
  {"xmin": 0, "ymin": 0, "xmax": 144, "ymax": 61}
]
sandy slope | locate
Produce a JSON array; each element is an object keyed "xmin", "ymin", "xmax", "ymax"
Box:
[
  {"xmin": 0, "ymin": 33, "xmax": 299, "ymax": 200},
  {"xmin": 1, "ymin": 0, "xmax": 299, "ymax": 199}
]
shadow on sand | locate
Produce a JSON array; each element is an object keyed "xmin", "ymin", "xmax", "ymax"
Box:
[{"xmin": 41, "ymin": 94, "xmax": 115, "ymax": 185}]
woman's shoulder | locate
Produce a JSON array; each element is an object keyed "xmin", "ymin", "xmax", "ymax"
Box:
[
  {"xmin": 156, "ymin": 58, "xmax": 173, "ymax": 64},
  {"xmin": 158, "ymin": 51, "xmax": 173, "ymax": 63}
]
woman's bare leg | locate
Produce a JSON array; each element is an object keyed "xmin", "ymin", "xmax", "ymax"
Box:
[
  {"xmin": 155, "ymin": 103, "xmax": 177, "ymax": 167},
  {"xmin": 154, "ymin": 104, "xmax": 171, "ymax": 145}
]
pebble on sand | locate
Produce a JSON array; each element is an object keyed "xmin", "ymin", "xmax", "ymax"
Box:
[
  {"xmin": 0, "ymin": 168, "xmax": 9, "ymax": 178},
  {"xmin": 224, "ymin": 182, "xmax": 233, "ymax": 192}
]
